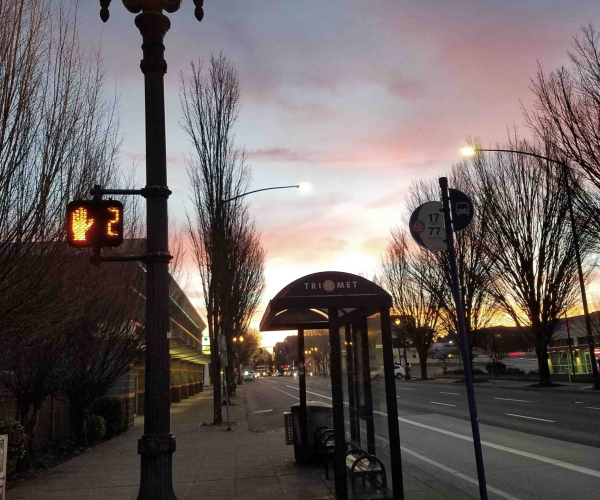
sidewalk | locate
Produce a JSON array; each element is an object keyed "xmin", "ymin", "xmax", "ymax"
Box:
[{"xmin": 7, "ymin": 387, "xmax": 476, "ymax": 500}]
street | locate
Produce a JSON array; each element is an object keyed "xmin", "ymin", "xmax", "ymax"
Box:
[{"xmin": 243, "ymin": 376, "xmax": 600, "ymax": 500}]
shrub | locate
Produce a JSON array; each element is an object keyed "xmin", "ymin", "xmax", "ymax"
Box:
[
  {"xmin": 0, "ymin": 417, "xmax": 27, "ymax": 473},
  {"xmin": 90, "ymin": 396, "xmax": 126, "ymax": 439},
  {"xmin": 485, "ymin": 362, "xmax": 506, "ymax": 374},
  {"xmin": 505, "ymin": 367, "xmax": 525, "ymax": 375},
  {"xmin": 86, "ymin": 415, "xmax": 107, "ymax": 444}
]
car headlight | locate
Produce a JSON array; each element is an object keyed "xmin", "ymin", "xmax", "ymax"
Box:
[{"xmin": 244, "ymin": 371, "xmax": 249, "ymax": 376}]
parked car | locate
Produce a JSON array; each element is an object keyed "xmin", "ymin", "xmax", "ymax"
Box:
[
  {"xmin": 371, "ymin": 364, "xmax": 406, "ymax": 380},
  {"xmin": 243, "ymin": 371, "xmax": 254, "ymax": 381}
]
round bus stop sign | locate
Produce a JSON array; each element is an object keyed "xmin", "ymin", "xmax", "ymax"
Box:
[{"xmin": 409, "ymin": 201, "xmax": 447, "ymax": 251}]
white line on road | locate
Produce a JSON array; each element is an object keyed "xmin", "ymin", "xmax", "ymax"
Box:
[
  {"xmin": 400, "ymin": 445, "xmax": 522, "ymax": 500},
  {"xmin": 439, "ymin": 391, "xmax": 461, "ymax": 396},
  {"xmin": 585, "ymin": 407, "xmax": 600, "ymax": 410},
  {"xmin": 286, "ymin": 384, "xmax": 333, "ymax": 400},
  {"xmin": 494, "ymin": 397, "xmax": 532, "ymax": 403},
  {"xmin": 364, "ymin": 426, "xmax": 522, "ymax": 500},
  {"xmin": 270, "ymin": 386, "xmax": 299, "ymax": 400},
  {"xmin": 505, "ymin": 413, "xmax": 555, "ymax": 423},
  {"xmin": 575, "ymin": 401, "xmax": 584, "ymax": 404},
  {"xmin": 274, "ymin": 384, "xmax": 600, "ymax": 480},
  {"xmin": 253, "ymin": 409, "xmax": 273, "ymax": 414},
  {"xmin": 430, "ymin": 401, "xmax": 457, "ymax": 407},
  {"xmin": 398, "ymin": 387, "xmax": 416, "ymax": 391}
]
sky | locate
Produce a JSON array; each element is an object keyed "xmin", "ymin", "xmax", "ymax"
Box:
[{"xmin": 76, "ymin": 0, "xmax": 600, "ymax": 348}]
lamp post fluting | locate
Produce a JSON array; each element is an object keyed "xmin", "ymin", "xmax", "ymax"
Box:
[
  {"xmin": 98, "ymin": 2, "xmax": 203, "ymax": 499},
  {"xmin": 463, "ymin": 147, "xmax": 600, "ymax": 389}
]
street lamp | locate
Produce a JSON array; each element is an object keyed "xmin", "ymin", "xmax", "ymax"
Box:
[
  {"xmin": 462, "ymin": 146, "xmax": 600, "ymax": 389},
  {"xmin": 222, "ymin": 182, "xmax": 311, "ymax": 203},
  {"xmin": 98, "ymin": 2, "xmax": 203, "ymax": 499}
]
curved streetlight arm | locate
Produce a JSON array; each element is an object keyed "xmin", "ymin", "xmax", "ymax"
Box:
[
  {"xmin": 222, "ymin": 184, "xmax": 300, "ymax": 203},
  {"xmin": 470, "ymin": 148, "xmax": 565, "ymax": 166}
]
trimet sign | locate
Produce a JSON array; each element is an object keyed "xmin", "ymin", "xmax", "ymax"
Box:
[{"xmin": 303, "ymin": 279, "xmax": 359, "ymax": 292}]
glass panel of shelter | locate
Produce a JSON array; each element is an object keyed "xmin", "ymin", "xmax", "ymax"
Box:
[{"xmin": 338, "ymin": 314, "xmax": 394, "ymax": 499}]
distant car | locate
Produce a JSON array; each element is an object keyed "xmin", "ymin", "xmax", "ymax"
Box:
[
  {"xmin": 243, "ymin": 371, "xmax": 254, "ymax": 381},
  {"xmin": 371, "ymin": 364, "xmax": 406, "ymax": 380}
]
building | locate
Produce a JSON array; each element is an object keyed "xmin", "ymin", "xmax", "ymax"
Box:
[
  {"xmin": 0, "ymin": 241, "xmax": 208, "ymax": 449},
  {"xmin": 548, "ymin": 311, "xmax": 600, "ymax": 375}
]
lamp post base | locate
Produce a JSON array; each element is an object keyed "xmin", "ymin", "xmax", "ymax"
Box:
[{"xmin": 137, "ymin": 435, "xmax": 178, "ymax": 500}]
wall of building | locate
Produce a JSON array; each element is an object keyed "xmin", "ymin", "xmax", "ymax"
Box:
[{"xmin": 0, "ymin": 358, "xmax": 206, "ymax": 451}]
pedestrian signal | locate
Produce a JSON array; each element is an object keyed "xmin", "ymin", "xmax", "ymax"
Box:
[{"xmin": 67, "ymin": 200, "xmax": 124, "ymax": 248}]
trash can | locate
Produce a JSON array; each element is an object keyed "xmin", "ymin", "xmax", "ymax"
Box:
[{"xmin": 289, "ymin": 401, "xmax": 332, "ymax": 462}]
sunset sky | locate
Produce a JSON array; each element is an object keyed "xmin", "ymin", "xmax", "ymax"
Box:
[{"xmin": 78, "ymin": 1, "xmax": 599, "ymax": 347}]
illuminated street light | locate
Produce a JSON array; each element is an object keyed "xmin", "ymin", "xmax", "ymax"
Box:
[
  {"xmin": 298, "ymin": 182, "xmax": 312, "ymax": 193},
  {"xmin": 462, "ymin": 145, "xmax": 600, "ymax": 389}
]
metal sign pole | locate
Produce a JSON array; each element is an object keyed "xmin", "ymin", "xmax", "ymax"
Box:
[
  {"xmin": 439, "ymin": 177, "xmax": 488, "ymax": 500},
  {"xmin": 0, "ymin": 434, "xmax": 6, "ymax": 500}
]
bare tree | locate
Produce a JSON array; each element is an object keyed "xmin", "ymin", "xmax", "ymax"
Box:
[
  {"xmin": 181, "ymin": 53, "xmax": 265, "ymax": 423},
  {"xmin": 379, "ymin": 231, "xmax": 444, "ymax": 379},
  {"xmin": 237, "ymin": 328, "xmax": 261, "ymax": 367},
  {"xmin": 0, "ymin": 0, "xmax": 122, "ymax": 455},
  {"xmin": 527, "ymin": 24, "xmax": 600, "ymax": 190},
  {"xmin": 525, "ymin": 24, "xmax": 600, "ymax": 256},
  {"xmin": 60, "ymin": 249, "xmax": 145, "ymax": 444},
  {"xmin": 470, "ymin": 139, "xmax": 588, "ymax": 386}
]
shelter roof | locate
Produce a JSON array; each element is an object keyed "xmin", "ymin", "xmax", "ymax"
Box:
[{"xmin": 260, "ymin": 271, "xmax": 392, "ymax": 332}]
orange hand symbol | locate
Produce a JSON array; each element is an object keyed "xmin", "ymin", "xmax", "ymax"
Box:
[{"xmin": 72, "ymin": 207, "xmax": 94, "ymax": 241}]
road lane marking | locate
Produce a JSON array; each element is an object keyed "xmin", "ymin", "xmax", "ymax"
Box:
[
  {"xmin": 440, "ymin": 391, "xmax": 461, "ymax": 396},
  {"xmin": 270, "ymin": 386, "xmax": 299, "ymax": 400},
  {"xmin": 253, "ymin": 409, "xmax": 273, "ymax": 414},
  {"xmin": 286, "ymin": 384, "xmax": 333, "ymax": 400},
  {"xmin": 585, "ymin": 407, "xmax": 600, "ymax": 410},
  {"xmin": 430, "ymin": 401, "xmax": 457, "ymax": 407},
  {"xmin": 575, "ymin": 401, "xmax": 584, "ymax": 404},
  {"xmin": 362, "ymin": 425, "xmax": 523, "ymax": 500},
  {"xmin": 505, "ymin": 413, "xmax": 555, "ymax": 423},
  {"xmin": 278, "ymin": 385, "xmax": 600, "ymax": 479},
  {"xmin": 494, "ymin": 398, "xmax": 532, "ymax": 403},
  {"xmin": 398, "ymin": 387, "xmax": 416, "ymax": 391},
  {"xmin": 400, "ymin": 444, "xmax": 522, "ymax": 500}
]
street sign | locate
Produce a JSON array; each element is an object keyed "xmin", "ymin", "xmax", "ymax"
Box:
[
  {"xmin": 409, "ymin": 201, "xmax": 447, "ymax": 251},
  {"xmin": 67, "ymin": 199, "xmax": 124, "ymax": 248},
  {"xmin": 449, "ymin": 188, "xmax": 474, "ymax": 231},
  {"xmin": 202, "ymin": 335, "xmax": 211, "ymax": 354}
]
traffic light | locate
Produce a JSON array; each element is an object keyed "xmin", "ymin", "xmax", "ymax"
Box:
[{"xmin": 67, "ymin": 199, "xmax": 124, "ymax": 248}]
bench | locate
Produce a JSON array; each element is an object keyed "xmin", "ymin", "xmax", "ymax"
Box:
[
  {"xmin": 314, "ymin": 426, "xmax": 335, "ymax": 479},
  {"xmin": 346, "ymin": 448, "xmax": 387, "ymax": 495}
]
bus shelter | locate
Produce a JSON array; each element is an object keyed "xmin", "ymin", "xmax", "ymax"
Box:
[{"xmin": 260, "ymin": 272, "xmax": 404, "ymax": 499}]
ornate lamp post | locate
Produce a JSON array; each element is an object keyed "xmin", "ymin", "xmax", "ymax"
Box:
[
  {"xmin": 98, "ymin": 2, "xmax": 204, "ymax": 499},
  {"xmin": 462, "ymin": 146, "xmax": 600, "ymax": 390}
]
